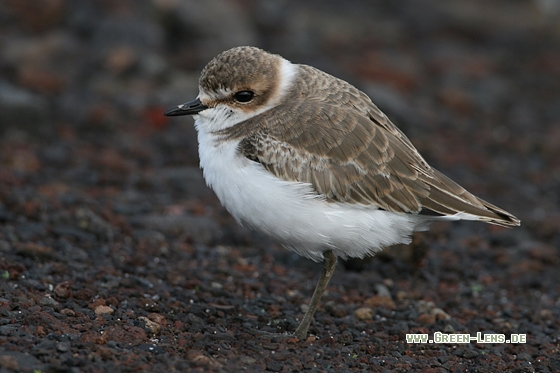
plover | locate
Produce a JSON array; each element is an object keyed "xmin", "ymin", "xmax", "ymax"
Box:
[{"xmin": 165, "ymin": 46, "xmax": 520, "ymax": 339}]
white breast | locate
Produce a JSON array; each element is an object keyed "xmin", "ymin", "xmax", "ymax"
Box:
[{"xmin": 195, "ymin": 127, "xmax": 428, "ymax": 262}]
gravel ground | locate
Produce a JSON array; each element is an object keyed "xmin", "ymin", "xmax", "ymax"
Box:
[{"xmin": 1, "ymin": 0, "xmax": 559, "ymax": 372}]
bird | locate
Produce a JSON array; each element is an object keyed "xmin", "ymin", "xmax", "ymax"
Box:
[{"xmin": 164, "ymin": 46, "xmax": 520, "ymax": 339}]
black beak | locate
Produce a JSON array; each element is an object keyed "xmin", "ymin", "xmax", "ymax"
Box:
[{"xmin": 164, "ymin": 98, "xmax": 208, "ymax": 116}]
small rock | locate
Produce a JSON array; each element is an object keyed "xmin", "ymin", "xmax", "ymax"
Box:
[
  {"xmin": 0, "ymin": 325, "xmax": 17, "ymax": 336},
  {"xmin": 53, "ymin": 281, "xmax": 72, "ymax": 299},
  {"xmin": 0, "ymin": 81, "xmax": 48, "ymax": 134},
  {"xmin": 396, "ymin": 290, "xmax": 408, "ymax": 300},
  {"xmin": 443, "ymin": 324, "xmax": 456, "ymax": 333},
  {"xmin": 147, "ymin": 313, "xmax": 167, "ymax": 326},
  {"xmin": 0, "ymin": 355, "xmax": 19, "ymax": 370},
  {"xmin": 74, "ymin": 288, "xmax": 95, "ymax": 301},
  {"xmin": 354, "ymin": 307, "xmax": 374, "ymax": 320},
  {"xmin": 416, "ymin": 300, "xmax": 435, "ymax": 313},
  {"xmin": 388, "ymin": 321, "xmax": 409, "ymax": 335},
  {"xmin": 89, "ymin": 298, "xmax": 107, "ymax": 308},
  {"xmin": 432, "ymin": 307, "xmax": 451, "ymax": 320},
  {"xmin": 539, "ymin": 309, "xmax": 553, "ymax": 320},
  {"xmin": 138, "ymin": 316, "xmax": 161, "ymax": 335},
  {"xmin": 186, "ymin": 350, "xmax": 222, "ymax": 369},
  {"xmin": 139, "ymin": 298, "xmax": 159, "ymax": 312},
  {"xmin": 56, "ymin": 342, "xmax": 71, "ymax": 353},
  {"xmin": 324, "ymin": 301, "xmax": 348, "ymax": 318},
  {"xmin": 375, "ymin": 283, "xmax": 392, "ymax": 298},
  {"xmin": 266, "ymin": 361, "xmax": 283, "ymax": 372},
  {"xmin": 94, "ymin": 305, "xmax": 114, "ymax": 315},
  {"xmin": 60, "ymin": 308, "xmax": 76, "ymax": 316},
  {"xmin": 39, "ymin": 295, "xmax": 59, "ymax": 307},
  {"xmin": 416, "ymin": 313, "xmax": 436, "ymax": 325},
  {"xmin": 462, "ymin": 349, "xmax": 480, "ymax": 359},
  {"xmin": 35, "ymin": 325, "xmax": 46, "ymax": 337},
  {"xmin": 136, "ymin": 343, "xmax": 164, "ymax": 354},
  {"xmin": 239, "ymin": 356, "xmax": 257, "ymax": 365},
  {"xmin": 516, "ymin": 352, "xmax": 532, "ymax": 362},
  {"xmin": 0, "ymin": 351, "xmax": 42, "ymax": 371},
  {"xmin": 364, "ymin": 295, "xmax": 396, "ymax": 310}
]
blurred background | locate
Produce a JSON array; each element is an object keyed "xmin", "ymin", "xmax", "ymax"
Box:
[
  {"xmin": 1, "ymin": 0, "xmax": 559, "ymax": 230},
  {"xmin": 1, "ymin": 1, "xmax": 560, "ymax": 371}
]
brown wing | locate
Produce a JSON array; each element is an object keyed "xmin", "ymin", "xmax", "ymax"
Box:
[{"xmin": 223, "ymin": 65, "xmax": 520, "ymax": 227}]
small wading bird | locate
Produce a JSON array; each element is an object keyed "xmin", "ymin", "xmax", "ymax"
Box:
[{"xmin": 165, "ymin": 46, "xmax": 520, "ymax": 339}]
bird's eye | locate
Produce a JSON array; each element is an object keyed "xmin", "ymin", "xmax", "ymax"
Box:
[{"xmin": 234, "ymin": 91, "xmax": 255, "ymax": 103}]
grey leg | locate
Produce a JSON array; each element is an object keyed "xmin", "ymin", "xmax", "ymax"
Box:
[{"xmin": 294, "ymin": 250, "xmax": 338, "ymax": 339}]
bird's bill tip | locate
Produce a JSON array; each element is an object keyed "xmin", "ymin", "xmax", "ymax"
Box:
[{"xmin": 164, "ymin": 98, "xmax": 208, "ymax": 116}]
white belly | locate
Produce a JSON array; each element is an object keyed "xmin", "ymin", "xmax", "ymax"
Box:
[{"xmin": 196, "ymin": 128, "xmax": 426, "ymax": 262}]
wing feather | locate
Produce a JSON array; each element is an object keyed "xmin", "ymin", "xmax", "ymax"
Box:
[{"xmin": 226, "ymin": 65, "xmax": 520, "ymax": 227}]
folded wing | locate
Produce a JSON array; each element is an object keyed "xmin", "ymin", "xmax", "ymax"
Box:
[{"xmin": 222, "ymin": 66, "xmax": 520, "ymax": 228}]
